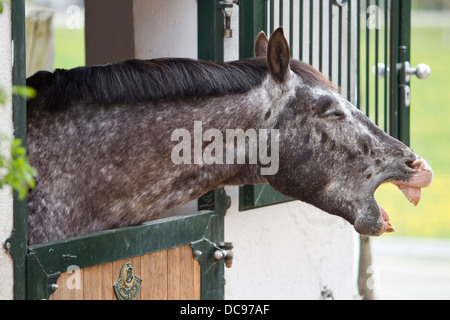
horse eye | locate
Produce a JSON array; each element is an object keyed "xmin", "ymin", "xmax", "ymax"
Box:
[{"xmin": 322, "ymin": 109, "xmax": 345, "ymax": 120}]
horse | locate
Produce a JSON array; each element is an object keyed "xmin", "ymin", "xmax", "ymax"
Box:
[{"xmin": 25, "ymin": 27, "xmax": 433, "ymax": 245}]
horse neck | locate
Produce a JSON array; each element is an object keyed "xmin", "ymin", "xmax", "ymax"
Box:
[{"xmin": 156, "ymin": 91, "xmax": 273, "ymax": 186}]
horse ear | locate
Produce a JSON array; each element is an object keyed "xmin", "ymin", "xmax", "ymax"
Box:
[
  {"xmin": 254, "ymin": 31, "xmax": 269, "ymax": 57},
  {"xmin": 267, "ymin": 27, "xmax": 291, "ymax": 83}
]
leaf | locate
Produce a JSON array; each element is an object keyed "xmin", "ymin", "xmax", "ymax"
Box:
[
  {"xmin": 0, "ymin": 88, "xmax": 7, "ymax": 105},
  {"xmin": 12, "ymin": 86, "xmax": 37, "ymax": 99},
  {"xmin": 0, "ymin": 137, "xmax": 37, "ymax": 199}
]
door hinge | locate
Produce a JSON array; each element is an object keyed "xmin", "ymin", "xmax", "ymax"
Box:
[{"xmin": 191, "ymin": 239, "xmax": 234, "ymax": 268}]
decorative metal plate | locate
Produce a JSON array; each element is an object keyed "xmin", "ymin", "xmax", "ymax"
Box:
[{"xmin": 113, "ymin": 262, "xmax": 142, "ymax": 300}]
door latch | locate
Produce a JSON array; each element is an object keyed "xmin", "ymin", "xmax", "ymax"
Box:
[
  {"xmin": 191, "ymin": 239, "xmax": 234, "ymax": 268},
  {"xmin": 373, "ymin": 61, "xmax": 430, "ymax": 108},
  {"xmin": 373, "ymin": 62, "xmax": 431, "ymax": 82},
  {"xmin": 404, "ymin": 61, "xmax": 431, "ymax": 83},
  {"xmin": 218, "ymin": 0, "xmax": 238, "ymax": 38}
]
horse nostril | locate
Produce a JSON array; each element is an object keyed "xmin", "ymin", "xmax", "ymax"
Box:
[{"xmin": 402, "ymin": 155, "xmax": 418, "ymax": 171}]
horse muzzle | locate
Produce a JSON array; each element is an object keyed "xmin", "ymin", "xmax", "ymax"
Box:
[{"xmin": 356, "ymin": 157, "xmax": 433, "ymax": 237}]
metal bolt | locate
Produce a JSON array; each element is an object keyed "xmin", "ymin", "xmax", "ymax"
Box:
[
  {"xmin": 213, "ymin": 249, "xmax": 227, "ymax": 260},
  {"xmin": 50, "ymin": 284, "xmax": 59, "ymax": 290},
  {"xmin": 193, "ymin": 250, "xmax": 202, "ymax": 258}
]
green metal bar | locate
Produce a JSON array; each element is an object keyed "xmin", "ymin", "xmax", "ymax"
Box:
[
  {"xmin": 198, "ymin": 0, "xmax": 224, "ymax": 62},
  {"xmin": 389, "ymin": 0, "xmax": 411, "ymax": 145},
  {"xmin": 338, "ymin": 4, "xmax": 343, "ymax": 88},
  {"xmin": 346, "ymin": 0, "xmax": 352, "ymax": 101},
  {"xmin": 239, "ymin": 0, "xmax": 268, "ymax": 59},
  {"xmin": 279, "ymin": 0, "xmax": 283, "ymax": 27},
  {"xmin": 375, "ymin": 0, "xmax": 380, "ymax": 125},
  {"xmin": 201, "ymin": 188, "xmax": 229, "ymax": 300},
  {"xmin": 328, "ymin": 0, "xmax": 333, "ymax": 81},
  {"xmin": 7, "ymin": 0, "xmax": 28, "ymax": 301},
  {"xmin": 397, "ymin": 0, "xmax": 411, "ymax": 145},
  {"xmin": 366, "ymin": 0, "xmax": 370, "ymax": 117},
  {"xmin": 270, "ymin": 0, "xmax": 275, "ymax": 33},
  {"xmin": 309, "ymin": 0, "xmax": 313, "ymax": 65},
  {"xmin": 389, "ymin": 0, "xmax": 398, "ymax": 139},
  {"xmin": 239, "ymin": 185, "xmax": 292, "ymax": 211},
  {"xmin": 319, "ymin": 0, "xmax": 324, "ymax": 72},
  {"xmin": 356, "ymin": 0, "xmax": 361, "ymax": 109},
  {"xmin": 290, "ymin": 0, "xmax": 294, "ymax": 57},
  {"xmin": 384, "ymin": 0, "xmax": 389, "ymax": 132},
  {"xmin": 299, "ymin": 0, "xmax": 304, "ymax": 60}
]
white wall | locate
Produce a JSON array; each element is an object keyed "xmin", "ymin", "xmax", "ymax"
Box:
[
  {"xmin": 133, "ymin": 0, "xmax": 198, "ymax": 60},
  {"xmin": 224, "ymin": 188, "xmax": 359, "ymax": 300},
  {"xmin": 0, "ymin": 2, "xmax": 15, "ymax": 300}
]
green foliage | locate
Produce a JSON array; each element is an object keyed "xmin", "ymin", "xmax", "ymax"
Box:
[
  {"xmin": 0, "ymin": 86, "xmax": 37, "ymax": 199},
  {"xmin": 12, "ymin": 85, "xmax": 37, "ymax": 100},
  {"xmin": 0, "ymin": 0, "xmax": 8, "ymax": 15},
  {"xmin": 0, "ymin": 136, "xmax": 37, "ymax": 199},
  {"xmin": 0, "ymin": 87, "xmax": 7, "ymax": 105}
]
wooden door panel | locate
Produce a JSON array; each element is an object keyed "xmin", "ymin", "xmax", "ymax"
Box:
[{"xmin": 49, "ymin": 245, "xmax": 200, "ymax": 300}]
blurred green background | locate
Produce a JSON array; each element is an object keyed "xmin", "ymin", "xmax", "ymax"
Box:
[{"xmin": 48, "ymin": 0, "xmax": 449, "ymax": 239}]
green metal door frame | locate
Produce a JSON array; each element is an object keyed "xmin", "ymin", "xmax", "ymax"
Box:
[
  {"xmin": 239, "ymin": 0, "xmax": 268, "ymax": 59},
  {"xmin": 6, "ymin": 0, "xmax": 28, "ymax": 300},
  {"xmin": 198, "ymin": 0, "xmax": 225, "ymax": 62}
]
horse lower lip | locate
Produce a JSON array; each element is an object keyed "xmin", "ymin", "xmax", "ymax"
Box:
[{"xmin": 378, "ymin": 205, "xmax": 395, "ymax": 233}]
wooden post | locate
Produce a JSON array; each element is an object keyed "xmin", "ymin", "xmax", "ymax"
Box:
[{"xmin": 25, "ymin": 10, "xmax": 54, "ymax": 77}]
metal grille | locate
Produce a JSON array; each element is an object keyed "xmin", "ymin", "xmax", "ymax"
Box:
[{"xmin": 260, "ymin": 0, "xmax": 394, "ymax": 134}]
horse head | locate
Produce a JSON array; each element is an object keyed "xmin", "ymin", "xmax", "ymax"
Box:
[{"xmin": 257, "ymin": 27, "xmax": 433, "ymax": 236}]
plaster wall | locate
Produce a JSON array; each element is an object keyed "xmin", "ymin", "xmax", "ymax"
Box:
[{"xmin": 0, "ymin": 3, "xmax": 15, "ymax": 300}]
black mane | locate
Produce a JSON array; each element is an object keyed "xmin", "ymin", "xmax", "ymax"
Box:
[{"xmin": 26, "ymin": 56, "xmax": 334, "ymax": 112}]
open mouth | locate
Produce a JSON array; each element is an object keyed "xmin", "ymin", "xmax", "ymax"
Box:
[{"xmin": 375, "ymin": 158, "xmax": 433, "ymax": 234}]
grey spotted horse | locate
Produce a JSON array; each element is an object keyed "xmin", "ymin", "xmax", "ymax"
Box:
[{"xmin": 26, "ymin": 27, "xmax": 433, "ymax": 245}]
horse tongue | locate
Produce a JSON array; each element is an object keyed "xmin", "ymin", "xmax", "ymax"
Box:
[{"xmin": 396, "ymin": 185, "xmax": 421, "ymax": 206}]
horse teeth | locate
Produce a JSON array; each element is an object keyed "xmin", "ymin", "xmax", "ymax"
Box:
[{"xmin": 385, "ymin": 221, "xmax": 395, "ymax": 233}]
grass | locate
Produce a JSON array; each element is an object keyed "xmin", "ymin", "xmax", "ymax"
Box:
[
  {"xmin": 53, "ymin": 27, "xmax": 85, "ymax": 69},
  {"xmin": 53, "ymin": 24, "xmax": 450, "ymax": 239}
]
